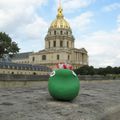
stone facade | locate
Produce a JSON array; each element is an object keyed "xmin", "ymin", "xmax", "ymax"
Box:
[{"xmin": 12, "ymin": 6, "xmax": 88, "ymax": 69}]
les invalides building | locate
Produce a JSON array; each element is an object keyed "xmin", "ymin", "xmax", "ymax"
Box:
[{"xmin": 12, "ymin": 5, "xmax": 89, "ymax": 69}]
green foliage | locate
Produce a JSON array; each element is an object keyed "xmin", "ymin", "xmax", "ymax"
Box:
[
  {"xmin": 74, "ymin": 65, "xmax": 120, "ymax": 75},
  {"xmin": 74, "ymin": 65, "xmax": 95, "ymax": 75},
  {"xmin": 0, "ymin": 32, "xmax": 20, "ymax": 58}
]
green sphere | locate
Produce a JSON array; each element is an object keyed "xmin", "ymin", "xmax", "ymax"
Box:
[{"xmin": 48, "ymin": 69, "xmax": 80, "ymax": 101}]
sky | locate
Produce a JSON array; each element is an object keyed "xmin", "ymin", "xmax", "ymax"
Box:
[{"xmin": 0, "ymin": 0, "xmax": 120, "ymax": 68}]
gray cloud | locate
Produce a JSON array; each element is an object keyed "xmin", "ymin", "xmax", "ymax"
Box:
[{"xmin": 75, "ymin": 31, "xmax": 120, "ymax": 67}]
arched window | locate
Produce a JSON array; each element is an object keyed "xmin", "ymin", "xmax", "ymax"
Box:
[
  {"xmin": 54, "ymin": 31, "xmax": 56, "ymax": 35},
  {"xmin": 66, "ymin": 31, "xmax": 68, "ymax": 35},
  {"xmin": 67, "ymin": 41, "xmax": 69, "ymax": 48},
  {"xmin": 60, "ymin": 41, "xmax": 63, "ymax": 47},
  {"xmin": 68, "ymin": 55, "xmax": 70, "ymax": 60},
  {"xmin": 57, "ymin": 55, "xmax": 60, "ymax": 60},
  {"xmin": 60, "ymin": 31, "xmax": 63, "ymax": 35},
  {"xmin": 33, "ymin": 72, "xmax": 36, "ymax": 75},
  {"xmin": 32, "ymin": 57, "xmax": 35, "ymax": 62},
  {"xmin": 11, "ymin": 72, "xmax": 14, "ymax": 75},
  {"xmin": 42, "ymin": 55, "xmax": 46, "ymax": 60},
  {"xmin": 53, "ymin": 41, "xmax": 56, "ymax": 47},
  {"xmin": 49, "ymin": 41, "xmax": 50, "ymax": 48}
]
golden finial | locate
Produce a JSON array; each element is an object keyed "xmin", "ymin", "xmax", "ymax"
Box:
[
  {"xmin": 57, "ymin": 0, "xmax": 63, "ymax": 18},
  {"xmin": 50, "ymin": 0, "xmax": 70, "ymax": 29}
]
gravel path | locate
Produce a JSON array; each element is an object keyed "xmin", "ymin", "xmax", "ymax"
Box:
[{"xmin": 0, "ymin": 80, "xmax": 120, "ymax": 120}]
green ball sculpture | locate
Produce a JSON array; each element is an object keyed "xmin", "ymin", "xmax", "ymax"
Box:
[{"xmin": 48, "ymin": 69, "xmax": 80, "ymax": 101}]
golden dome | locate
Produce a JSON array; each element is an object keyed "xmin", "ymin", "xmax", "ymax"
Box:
[{"xmin": 50, "ymin": 6, "xmax": 70, "ymax": 29}]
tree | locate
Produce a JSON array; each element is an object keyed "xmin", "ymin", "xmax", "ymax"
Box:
[
  {"xmin": 74, "ymin": 65, "xmax": 120, "ymax": 75},
  {"xmin": 74, "ymin": 65, "xmax": 95, "ymax": 75},
  {"xmin": 0, "ymin": 32, "xmax": 20, "ymax": 58}
]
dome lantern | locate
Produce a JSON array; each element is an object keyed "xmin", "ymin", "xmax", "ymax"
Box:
[{"xmin": 50, "ymin": 2, "xmax": 70, "ymax": 29}]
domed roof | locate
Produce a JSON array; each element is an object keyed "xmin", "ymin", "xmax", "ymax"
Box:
[{"xmin": 50, "ymin": 7, "xmax": 70, "ymax": 29}]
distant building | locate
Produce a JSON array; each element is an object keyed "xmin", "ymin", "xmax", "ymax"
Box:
[
  {"xmin": 12, "ymin": 52, "xmax": 33, "ymax": 64},
  {"xmin": 12, "ymin": 5, "xmax": 89, "ymax": 69},
  {"xmin": 0, "ymin": 62, "xmax": 51, "ymax": 75}
]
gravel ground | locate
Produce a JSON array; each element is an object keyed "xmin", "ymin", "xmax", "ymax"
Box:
[{"xmin": 0, "ymin": 80, "xmax": 120, "ymax": 120}]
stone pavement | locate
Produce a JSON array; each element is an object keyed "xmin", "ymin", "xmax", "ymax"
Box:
[{"xmin": 0, "ymin": 80, "xmax": 120, "ymax": 120}]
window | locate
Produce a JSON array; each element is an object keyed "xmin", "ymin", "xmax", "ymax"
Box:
[
  {"xmin": 54, "ymin": 31, "xmax": 56, "ymax": 35},
  {"xmin": 66, "ymin": 31, "xmax": 68, "ymax": 35},
  {"xmin": 11, "ymin": 72, "xmax": 14, "ymax": 75},
  {"xmin": 60, "ymin": 41, "xmax": 63, "ymax": 47},
  {"xmin": 68, "ymin": 55, "xmax": 70, "ymax": 60},
  {"xmin": 67, "ymin": 41, "xmax": 69, "ymax": 48},
  {"xmin": 42, "ymin": 55, "xmax": 46, "ymax": 60},
  {"xmin": 57, "ymin": 55, "xmax": 59, "ymax": 60},
  {"xmin": 60, "ymin": 31, "xmax": 63, "ymax": 35},
  {"xmin": 49, "ymin": 41, "xmax": 50, "ymax": 48},
  {"xmin": 32, "ymin": 57, "xmax": 35, "ymax": 62},
  {"xmin": 33, "ymin": 72, "xmax": 36, "ymax": 75},
  {"xmin": 53, "ymin": 41, "xmax": 56, "ymax": 47}
]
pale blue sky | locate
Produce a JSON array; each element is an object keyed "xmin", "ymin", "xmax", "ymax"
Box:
[{"xmin": 0, "ymin": 0, "xmax": 120, "ymax": 67}]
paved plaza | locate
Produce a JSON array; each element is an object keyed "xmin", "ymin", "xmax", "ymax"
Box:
[{"xmin": 0, "ymin": 80, "xmax": 120, "ymax": 120}]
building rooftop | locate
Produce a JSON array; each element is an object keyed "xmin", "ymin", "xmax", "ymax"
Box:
[
  {"xmin": 12, "ymin": 52, "xmax": 33, "ymax": 60},
  {"xmin": 0, "ymin": 62, "xmax": 52, "ymax": 72}
]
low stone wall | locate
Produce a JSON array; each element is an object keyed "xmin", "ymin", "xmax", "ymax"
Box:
[
  {"xmin": 0, "ymin": 80, "xmax": 47, "ymax": 88},
  {"xmin": 78, "ymin": 75, "xmax": 120, "ymax": 80},
  {"xmin": 0, "ymin": 74, "xmax": 49, "ymax": 88},
  {"xmin": 0, "ymin": 74, "xmax": 120, "ymax": 88},
  {"xmin": 0, "ymin": 74, "xmax": 120, "ymax": 81},
  {"xmin": 0, "ymin": 74, "xmax": 49, "ymax": 81}
]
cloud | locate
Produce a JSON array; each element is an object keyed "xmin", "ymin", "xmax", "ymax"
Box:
[
  {"xmin": 68, "ymin": 11, "xmax": 94, "ymax": 32},
  {"xmin": 24, "ymin": 16, "xmax": 48, "ymax": 40},
  {"xmin": 55, "ymin": 0, "xmax": 96, "ymax": 13},
  {"xmin": 0, "ymin": 7, "xmax": 34, "ymax": 32},
  {"xmin": 0, "ymin": 0, "xmax": 48, "ymax": 52},
  {"xmin": 64, "ymin": 0, "xmax": 95, "ymax": 12},
  {"xmin": 103, "ymin": 3, "xmax": 120, "ymax": 12},
  {"xmin": 75, "ymin": 31, "xmax": 120, "ymax": 67},
  {"xmin": 0, "ymin": 0, "xmax": 47, "ymax": 9},
  {"xmin": 0, "ymin": 0, "xmax": 48, "ymax": 32}
]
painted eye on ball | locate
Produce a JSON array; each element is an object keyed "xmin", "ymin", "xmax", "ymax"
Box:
[
  {"xmin": 50, "ymin": 71, "xmax": 56, "ymax": 77},
  {"xmin": 72, "ymin": 71, "xmax": 77, "ymax": 77}
]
